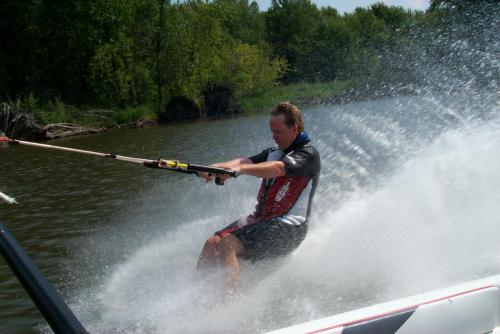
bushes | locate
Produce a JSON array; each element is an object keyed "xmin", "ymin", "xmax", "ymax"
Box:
[
  {"xmin": 3, "ymin": 0, "xmax": 481, "ymax": 123},
  {"xmin": 13, "ymin": 94, "xmax": 155, "ymax": 127}
]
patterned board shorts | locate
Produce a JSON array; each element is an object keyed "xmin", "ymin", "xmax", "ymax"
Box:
[{"xmin": 216, "ymin": 219, "xmax": 308, "ymax": 261}]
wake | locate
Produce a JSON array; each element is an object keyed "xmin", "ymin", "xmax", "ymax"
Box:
[{"xmin": 74, "ymin": 116, "xmax": 500, "ymax": 333}]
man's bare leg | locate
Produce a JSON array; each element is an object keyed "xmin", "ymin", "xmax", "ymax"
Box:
[
  {"xmin": 197, "ymin": 235, "xmax": 222, "ymax": 270},
  {"xmin": 218, "ymin": 234, "xmax": 245, "ymax": 297}
]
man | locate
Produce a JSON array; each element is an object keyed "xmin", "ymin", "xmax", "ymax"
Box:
[{"xmin": 198, "ymin": 101, "xmax": 320, "ymax": 295}]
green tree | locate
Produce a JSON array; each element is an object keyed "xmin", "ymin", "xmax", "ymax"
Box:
[
  {"xmin": 129, "ymin": 0, "xmax": 158, "ymax": 106},
  {"xmin": 213, "ymin": 0, "xmax": 266, "ymax": 45},
  {"xmin": 88, "ymin": 38, "xmax": 133, "ymax": 108},
  {"xmin": 297, "ymin": 14, "xmax": 355, "ymax": 81},
  {"xmin": 0, "ymin": 0, "xmax": 41, "ymax": 100},
  {"xmin": 160, "ymin": 1, "xmax": 228, "ymax": 102},
  {"xmin": 86, "ymin": 0, "xmax": 136, "ymax": 107},
  {"xmin": 265, "ymin": 0, "xmax": 321, "ymax": 81},
  {"xmin": 216, "ymin": 42, "xmax": 287, "ymax": 96}
]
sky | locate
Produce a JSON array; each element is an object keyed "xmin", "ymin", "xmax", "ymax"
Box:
[{"xmin": 255, "ymin": 0, "xmax": 430, "ymax": 13}]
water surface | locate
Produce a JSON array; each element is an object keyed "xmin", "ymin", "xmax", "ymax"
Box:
[{"xmin": 1, "ymin": 92, "xmax": 500, "ymax": 332}]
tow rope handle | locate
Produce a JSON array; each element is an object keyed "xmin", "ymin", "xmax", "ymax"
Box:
[{"xmin": 144, "ymin": 159, "xmax": 238, "ymax": 185}]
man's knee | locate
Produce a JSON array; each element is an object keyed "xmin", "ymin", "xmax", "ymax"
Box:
[
  {"xmin": 205, "ymin": 234, "xmax": 221, "ymax": 248},
  {"xmin": 218, "ymin": 234, "xmax": 244, "ymax": 257}
]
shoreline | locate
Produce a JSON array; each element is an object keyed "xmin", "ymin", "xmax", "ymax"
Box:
[{"xmin": 0, "ymin": 82, "xmax": 414, "ymax": 141}]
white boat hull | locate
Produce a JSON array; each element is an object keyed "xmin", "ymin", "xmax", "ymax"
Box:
[{"xmin": 266, "ymin": 274, "xmax": 500, "ymax": 334}]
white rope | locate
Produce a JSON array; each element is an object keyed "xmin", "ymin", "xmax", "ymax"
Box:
[{"xmin": 15, "ymin": 140, "xmax": 155, "ymax": 165}]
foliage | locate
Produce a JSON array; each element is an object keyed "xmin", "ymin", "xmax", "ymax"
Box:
[
  {"xmin": 89, "ymin": 37, "xmax": 133, "ymax": 108},
  {"xmin": 111, "ymin": 105, "xmax": 156, "ymax": 124},
  {"xmin": 265, "ymin": 0, "xmax": 321, "ymax": 81},
  {"xmin": 0, "ymin": 0, "xmax": 488, "ymax": 125},
  {"xmin": 215, "ymin": 42, "xmax": 288, "ymax": 97},
  {"xmin": 37, "ymin": 98, "xmax": 76, "ymax": 124}
]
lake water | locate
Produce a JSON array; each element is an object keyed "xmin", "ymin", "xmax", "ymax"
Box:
[{"xmin": 1, "ymin": 90, "xmax": 500, "ymax": 333}]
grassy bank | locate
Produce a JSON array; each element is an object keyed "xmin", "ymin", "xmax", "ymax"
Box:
[
  {"xmin": 238, "ymin": 80, "xmax": 351, "ymax": 114},
  {"xmin": 18, "ymin": 95, "xmax": 157, "ymax": 128}
]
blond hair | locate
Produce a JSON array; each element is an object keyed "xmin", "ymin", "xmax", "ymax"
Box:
[{"xmin": 270, "ymin": 101, "xmax": 304, "ymax": 132}]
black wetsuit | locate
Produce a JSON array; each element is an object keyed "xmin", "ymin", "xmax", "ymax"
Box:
[{"xmin": 217, "ymin": 132, "xmax": 321, "ymax": 261}]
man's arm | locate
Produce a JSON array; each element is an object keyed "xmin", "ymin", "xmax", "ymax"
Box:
[
  {"xmin": 203, "ymin": 158, "xmax": 286, "ymax": 183},
  {"xmin": 238, "ymin": 147, "xmax": 318, "ymax": 179},
  {"xmin": 212, "ymin": 158, "xmax": 253, "ymax": 170},
  {"xmin": 237, "ymin": 161, "xmax": 285, "ymax": 179}
]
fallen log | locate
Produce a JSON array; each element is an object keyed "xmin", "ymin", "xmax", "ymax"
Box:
[{"xmin": 0, "ymin": 104, "xmax": 107, "ymax": 140}]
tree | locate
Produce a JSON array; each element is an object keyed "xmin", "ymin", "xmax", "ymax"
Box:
[
  {"xmin": 129, "ymin": 0, "xmax": 158, "ymax": 106},
  {"xmin": 216, "ymin": 42, "xmax": 287, "ymax": 96},
  {"xmin": 297, "ymin": 14, "xmax": 355, "ymax": 81},
  {"xmin": 0, "ymin": 0, "xmax": 40, "ymax": 100},
  {"xmin": 88, "ymin": 38, "xmax": 132, "ymax": 108},
  {"xmin": 265, "ymin": 0, "xmax": 321, "ymax": 81},
  {"xmin": 213, "ymin": 0, "xmax": 266, "ymax": 45}
]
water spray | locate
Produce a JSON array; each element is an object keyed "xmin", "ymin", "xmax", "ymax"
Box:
[{"xmin": 0, "ymin": 191, "xmax": 17, "ymax": 204}]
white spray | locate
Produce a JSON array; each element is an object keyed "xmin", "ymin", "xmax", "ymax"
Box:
[
  {"xmin": 70, "ymin": 114, "xmax": 500, "ymax": 334},
  {"xmin": 0, "ymin": 191, "xmax": 17, "ymax": 204}
]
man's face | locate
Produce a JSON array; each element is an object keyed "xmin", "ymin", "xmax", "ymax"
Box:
[{"xmin": 270, "ymin": 114, "xmax": 299, "ymax": 150}]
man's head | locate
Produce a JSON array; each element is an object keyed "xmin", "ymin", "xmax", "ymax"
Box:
[{"xmin": 269, "ymin": 102, "xmax": 304, "ymax": 150}]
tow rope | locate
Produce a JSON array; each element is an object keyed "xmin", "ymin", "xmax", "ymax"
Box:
[{"xmin": 0, "ymin": 136, "xmax": 237, "ymax": 183}]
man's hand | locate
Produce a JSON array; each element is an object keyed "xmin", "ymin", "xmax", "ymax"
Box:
[
  {"xmin": 198, "ymin": 163, "xmax": 234, "ymax": 184},
  {"xmin": 213, "ymin": 172, "xmax": 232, "ymax": 185},
  {"xmin": 199, "ymin": 158, "xmax": 250, "ymax": 185},
  {"xmin": 198, "ymin": 171, "xmax": 213, "ymax": 182},
  {"xmin": 198, "ymin": 171, "xmax": 230, "ymax": 184}
]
